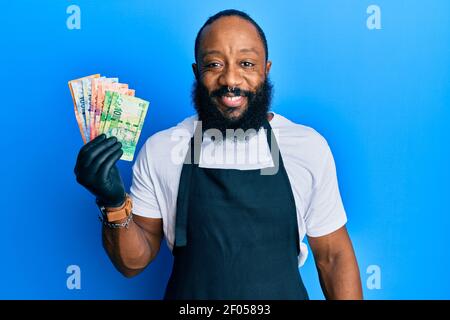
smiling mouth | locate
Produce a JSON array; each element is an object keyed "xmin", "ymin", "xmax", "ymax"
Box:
[{"xmin": 220, "ymin": 95, "xmax": 246, "ymax": 108}]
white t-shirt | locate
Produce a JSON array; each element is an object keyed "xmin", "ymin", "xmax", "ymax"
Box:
[{"xmin": 130, "ymin": 112, "xmax": 347, "ymax": 267}]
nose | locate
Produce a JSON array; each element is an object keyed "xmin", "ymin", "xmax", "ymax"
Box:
[{"xmin": 218, "ymin": 64, "xmax": 243, "ymax": 90}]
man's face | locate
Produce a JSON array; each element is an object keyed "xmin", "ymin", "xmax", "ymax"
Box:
[{"xmin": 192, "ymin": 16, "xmax": 272, "ymax": 132}]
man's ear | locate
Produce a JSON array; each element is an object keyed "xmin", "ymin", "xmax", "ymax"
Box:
[
  {"xmin": 265, "ymin": 60, "xmax": 272, "ymax": 77},
  {"xmin": 192, "ymin": 63, "xmax": 199, "ymax": 80}
]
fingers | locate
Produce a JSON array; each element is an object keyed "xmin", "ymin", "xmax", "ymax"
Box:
[
  {"xmin": 75, "ymin": 134, "xmax": 107, "ymax": 174},
  {"xmin": 79, "ymin": 134, "xmax": 106, "ymax": 156},
  {"xmin": 90, "ymin": 142, "xmax": 122, "ymax": 174},
  {"xmin": 98, "ymin": 148, "xmax": 124, "ymax": 182},
  {"xmin": 78, "ymin": 136, "xmax": 118, "ymax": 170}
]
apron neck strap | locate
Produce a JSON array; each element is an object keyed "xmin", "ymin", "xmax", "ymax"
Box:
[{"xmin": 262, "ymin": 117, "xmax": 273, "ymax": 149}]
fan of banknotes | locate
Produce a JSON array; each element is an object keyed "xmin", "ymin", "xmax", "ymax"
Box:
[{"xmin": 68, "ymin": 74, "xmax": 149, "ymax": 161}]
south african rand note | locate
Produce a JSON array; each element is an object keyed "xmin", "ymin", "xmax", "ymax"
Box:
[
  {"xmin": 103, "ymin": 93, "xmax": 149, "ymax": 161},
  {"xmin": 130, "ymin": 91, "xmax": 148, "ymax": 151},
  {"xmin": 127, "ymin": 89, "xmax": 146, "ymax": 156},
  {"xmin": 89, "ymin": 76, "xmax": 105, "ymax": 140},
  {"xmin": 68, "ymin": 74, "xmax": 100, "ymax": 143},
  {"xmin": 82, "ymin": 78, "xmax": 94, "ymax": 140},
  {"xmin": 102, "ymin": 88, "xmax": 135, "ymax": 134},
  {"xmin": 69, "ymin": 81, "xmax": 87, "ymax": 143},
  {"xmin": 99, "ymin": 83, "xmax": 131, "ymax": 133},
  {"xmin": 93, "ymin": 77, "xmax": 118, "ymax": 139}
]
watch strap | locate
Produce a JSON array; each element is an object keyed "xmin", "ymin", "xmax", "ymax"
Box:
[{"xmin": 97, "ymin": 194, "xmax": 132, "ymax": 223}]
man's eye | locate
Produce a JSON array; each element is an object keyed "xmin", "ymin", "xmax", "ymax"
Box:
[
  {"xmin": 241, "ymin": 61, "xmax": 255, "ymax": 68},
  {"xmin": 205, "ymin": 62, "xmax": 221, "ymax": 68}
]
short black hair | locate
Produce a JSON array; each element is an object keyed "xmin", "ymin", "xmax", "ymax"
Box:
[{"xmin": 194, "ymin": 9, "xmax": 269, "ymax": 63}]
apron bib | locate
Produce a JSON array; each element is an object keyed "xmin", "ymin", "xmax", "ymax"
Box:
[{"xmin": 164, "ymin": 117, "xmax": 308, "ymax": 300}]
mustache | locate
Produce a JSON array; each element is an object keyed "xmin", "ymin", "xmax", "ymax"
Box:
[
  {"xmin": 192, "ymin": 77, "xmax": 273, "ymax": 134},
  {"xmin": 210, "ymin": 86, "xmax": 253, "ymax": 98}
]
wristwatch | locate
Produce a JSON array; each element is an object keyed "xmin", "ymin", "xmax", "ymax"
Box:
[{"xmin": 97, "ymin": 194, "xmax": 133, "ymax": 228}]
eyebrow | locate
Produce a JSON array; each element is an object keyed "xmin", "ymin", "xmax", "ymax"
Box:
[
  {"xmin": 201, "ymin": 47, "xmax": 260, "ymax": 60},
  {"xmin": 201, "ymin": 50, "xmax": 222, "ymax": 59},
  {"xmin": 239, "ymin": 47, "xmax": 260, "ymax": 56}
]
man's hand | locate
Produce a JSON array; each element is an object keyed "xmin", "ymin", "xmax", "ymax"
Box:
[{"xmin": 74, "ymin": 134, "xmax": 126, "ymax": 207}]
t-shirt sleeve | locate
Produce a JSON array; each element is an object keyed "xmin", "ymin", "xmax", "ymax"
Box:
[
  {"xmin": 129, "ymin": 140, "xmax": 162, "ymax": 219},
  {"xmin": 304, "ymin": 143, "xmax": 347, "ymax": 237}
]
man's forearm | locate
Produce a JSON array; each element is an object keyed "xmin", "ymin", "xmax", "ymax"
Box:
[
  {"xmin": 102, "ymin": 218, "xmax": 154, "ymax": 277},
  {"xmin": 316, "ymin": 250, "xmax": 363, "ymax": 300}
]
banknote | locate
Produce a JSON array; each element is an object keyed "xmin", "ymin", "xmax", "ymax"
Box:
[
  {"xmin": 102, "ymin": 88, "xmax": 135, "ymax": 134},
  {"xmin": 82, "ymin": 78, "xmax": 94, "ymax": 140},
  {"xmin": 93, "ymin": 77, "xmax": 118, "ymax": 138},
  {"xmin": 68, "ymin": 74, "xmax": 100, "ymax": 143},
  {"xmin": 103, "ymin": 92, "xmax": 149, "ymax": 161},
  {"xmin": 70, "ymin": 81, "xmax": 87, "ymax": 142},
  {"xmin": 89, "ymin": 76, "xmax": 106, "ymax": 140},
  {"xmin": 100, "ymin": 84, "xmax": 131, "ymax": 133}
]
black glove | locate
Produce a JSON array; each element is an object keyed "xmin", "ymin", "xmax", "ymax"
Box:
[{"xmin": 74, "ymin": 134, "xmax": 126, "ymax": 207}]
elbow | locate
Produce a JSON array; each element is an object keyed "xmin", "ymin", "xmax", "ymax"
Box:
[
  {"xmin": 102, "ymin": 240, "xmax": 153, "ymax": 279},
  {"xmin": 114, "ymin": 253, "xmax": 149, "ymax": 278},
  {"xmin": 119, "ymin": 267, "xmax": 144, "ymax": 278},
  {"xmin": 115, "ymin": 252, "xmax": 153, "ymax": 278}
]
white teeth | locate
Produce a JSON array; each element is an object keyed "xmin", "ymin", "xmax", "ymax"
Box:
[{"xmin": 224, "ymin": 96, "xmax": 241, "ymax": 101}]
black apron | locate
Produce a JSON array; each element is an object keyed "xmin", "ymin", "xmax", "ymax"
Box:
[{"xmin": 164, "ymin": 117, "xmax": 309, "ymax": 300}]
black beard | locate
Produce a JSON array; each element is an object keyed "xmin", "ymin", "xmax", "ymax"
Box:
[{"xmin": 192, "ymin": 77, "xmax": 273, "ymax": 134}]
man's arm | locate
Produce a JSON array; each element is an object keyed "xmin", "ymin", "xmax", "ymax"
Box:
[
  {"xmin": 307, "ymin": 225, "xmax": 363, "ymax": 299},
  {"xmin": 74, "ymin": 134, "xmax": 163, "ymax": 278},
  {"xmin": 102, "ymin": 214, "xmax": 163, "ymax": 278}
]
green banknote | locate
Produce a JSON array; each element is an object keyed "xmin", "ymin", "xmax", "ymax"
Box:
[
  {"xmin": 103, "ymin": 92, "xmax": 149, "ymax": 161},
  {"xmin": 100, "ymin": 85, "xmax": 131, "ymax": 134},
  {"xmin": 100, "ymin": 90, "xmax": 115, "ymax": 133}
]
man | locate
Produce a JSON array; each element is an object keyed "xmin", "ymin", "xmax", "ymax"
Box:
[{"xmin": 74, "ymin": 9, "xmax": 363, "ymax": 300}]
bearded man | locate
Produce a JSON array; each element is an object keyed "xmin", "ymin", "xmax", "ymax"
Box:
[{"xmin": 74, "ymin": 9, "xmax": 363, "ymax": 300}]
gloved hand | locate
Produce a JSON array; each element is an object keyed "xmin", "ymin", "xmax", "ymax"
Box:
[{"xmin": 74, "ymin": 134, "xmax": 126, "ymax": 207}]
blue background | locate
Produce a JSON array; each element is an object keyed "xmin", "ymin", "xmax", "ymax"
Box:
[{"xmin": 1, "ymin": 0, "xmax": 449, "ymax": 299}]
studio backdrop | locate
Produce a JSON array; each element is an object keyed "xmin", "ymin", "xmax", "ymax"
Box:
[{"xmin": 1, "ymin": 0, "xmax": 449, "ymax": 299}]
